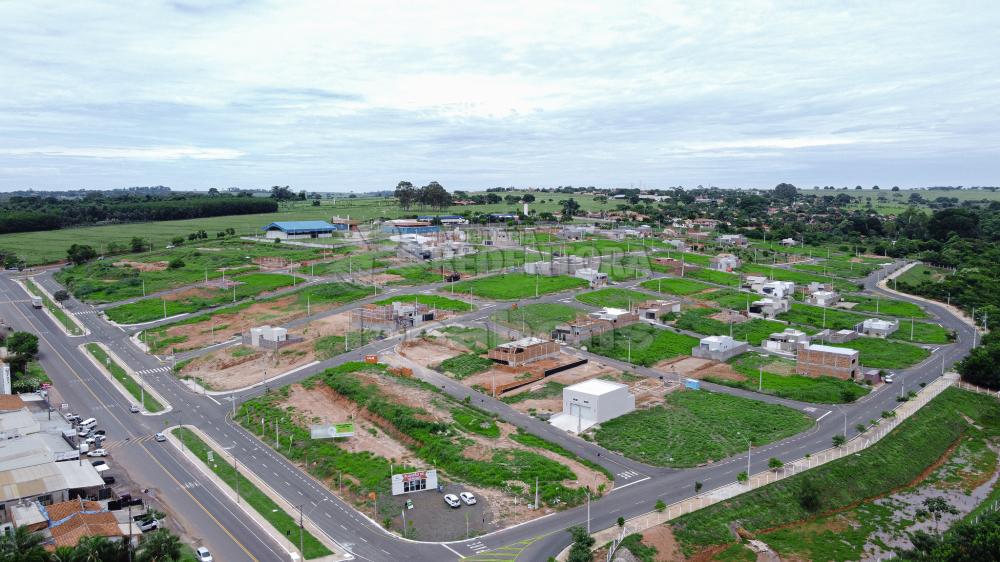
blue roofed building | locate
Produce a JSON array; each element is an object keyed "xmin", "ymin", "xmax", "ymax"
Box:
[{"xmin": 262, "ymin": 220, "xmax": 344, "ymax": 240}]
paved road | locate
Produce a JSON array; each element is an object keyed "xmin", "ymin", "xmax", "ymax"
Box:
[{"xmin": 2, "ymin": 257, "xmax": 976, "ymax": 561}]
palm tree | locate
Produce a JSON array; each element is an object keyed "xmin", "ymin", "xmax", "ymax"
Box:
[
  {"xmin": 137, "ymin": 530, "xmax": 182, "ymax": 562},
  {"xmin": 72, "ymin": 536, "xmax": 126, "ymax": 562},
  {"xmin": 0, "ymin": 525, "xmax": 48, "ymax": 562},
  {"xmin": 49, "ymin": 546, "xmax": 77, "ymax": 562}
]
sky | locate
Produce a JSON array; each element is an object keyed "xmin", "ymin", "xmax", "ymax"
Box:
[{"xmin": 1, "ymin": 1, "xmax": 998, "ymax": 192}]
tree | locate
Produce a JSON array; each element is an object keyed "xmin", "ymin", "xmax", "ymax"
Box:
[
  {"xmin": 655, "ymin": 499, "xmax": 666, "ymax": 512},
  {"xmin": 207, "ymin": 187, "xmax": 219, "ymax": 196},
  {"xmin": 6, "ymin": 331, "xmax": 39, "ymax": 358},
  {"xmin": 737, "ymin": 471, "xmax": 749, "ymax": 484},
  {"xmin": 130, "ymin": 237, "xmax": 147, "ymax": 253},
  {"xmin": 66, "ymin": 244, "xmax": 97, "ymax": 265},
  {"xmin": 892, "ymin": 185, "xmax": 900, "ymax": 191},
  {"xmin": 167, "ymin": 257, "xmax": 185, "ymax": 270},
  {"xmin": 170, "ymin": 236, "xmax": 184, "ymax": 246},
  {"xmin": 0, "ymin": 525, "xmax": 47, "ymax": 562},
  {"xmin": 418, "ymin": 181, "xmax": 452, "ymax": 210},
  {"xmin": 832, "ymin": 434, "xmax": 846, "ymax": 447},
  {"xmin": 957, "ymin": 342, "xmax": 1000, "ymax": 389},
  {"xmin": 485, "ymin": 193, "xmax": 502, "ymax": 204},
  {"xmin": 617, "ymin": 516, "xmax": 625, "ymax": 529},
  {"xmin": 694, "ymin": 481, "xmax": 703, "ymax": 493},
  {"xmin": 269, "ymin": 185, "xmax": 295, "ymax": 200},
  {"xmin": 559, "ymin": 198, "xmax": 581, "ymax": 220},
  {"xmin": 798, "ymin": 478, "xmax": 822, "ymax": 511},
  {"xmin": 53, "ymin": 290, "xmax": 69, "ymax": 303},
  {"xmin": 768, "ymin": 457, "xmax": 784, "ymax": 471},
  {"xmin": 394, "ymin": 181, "xmax": 417, "ymax": 210},
  {"xmin": 137, "ymin": 529, "xmax": 182, "ymax": 562},
  {"xmin": 923, "ymin": 497, "xmax": 958, "ymax": 531},
  {"xmin": 521, "ymin": 193, "xmax": 535, "ymax": 204},
  {"xmin": 566, "ymin": 526, "xmax": 595, "ymax": 562},
  {"xmin": 774, "ymin": 183, "xmax": 797, "ymax": 200}
]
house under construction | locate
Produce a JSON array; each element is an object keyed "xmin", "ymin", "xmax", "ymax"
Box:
[
  {"xmin": 350, "ymin": 301, "xmax": 436, "ymax": 332},
  {"xmin": 487, "ymin": 337, "xmax": 560, "ymax": 367}
]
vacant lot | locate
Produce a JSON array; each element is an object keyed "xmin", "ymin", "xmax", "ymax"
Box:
[
  {"xmin": 491, "ymin": 303, "xmax": 581, "ymax": 337},
  {"xmin": 585, "ymin": 323, "xmax": 698, "ymax": 367},
  {"xmin": 450, "ymin": 273, "xmax": 587, "ymax": 300},
  {"xmin": 594, "ymin": 390, "xmax": 814, "ymax": 467},
  {"xmin": 896, "ymin": 263, "xmax": 950, "ymax": 285},
  {"xmin": 793, "ymin": 259, "xmax": 881, "ymax": 279},
  {"xmin": 105, "ymin": 272, "xmax": 300, "ymax": 324},
  {"xmin": 839, "ymin": 294, "xmax": 928, "ymax": 318},
  {"xmin": 639, "ymin": 278, "xmax": 713, "ymax": 296},
  {"xmin": 675, "ymin": 308, "xmax": 788, "ymax": 345},
  {"xmin": 828, "ymin": 337, "xmax": 930, "ymax": 369},
  {"xmin": 704, "ymin": 353, "xmax": 870, "ymax": 403},
  {"xmin": 301, "ymin": 250, "xmax": 394, "ymax": 276},
  {"xmin": 371, "ymin": 293, "xmax": 473, "ymax": 312},
  {"xmin": 576, "ymin": 287, "xmax": 650, "ymax": 309},
  {"xmin": 740, "ymin": 264, "xmax": 860, "ymax": 292},
  {"xmin": 686, "ymin": 267, "xmax": 740, "ymax": 286}
]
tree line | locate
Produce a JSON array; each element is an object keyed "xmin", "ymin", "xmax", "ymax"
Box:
[
  {"xmin": 0, "ymin": 524, "xmax": 187, "ymax": 562},
  {"xmin": 0, "ymin": 195, "xmax": 277, "ymax": 235}
]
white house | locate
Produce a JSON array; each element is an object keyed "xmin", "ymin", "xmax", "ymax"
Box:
[
  {"xmin": 808, "ymin": 290, "xmax": 840, "ymax": 307},
  {"xmin": 710, "ymin": 253, "xmax": 742, "ymax": 272},
  {"xmin": 717, "ymin": 234, "xmax": 749, "ymax": 247},
  {"xmin": 860, "ymin": 318, "xmax": 899, "ymax": 338},
  {"xmin": 549, "ymin": 379, "xmax": 636, "ymax": 434},
  {"xmin": 249, "ymin": 325, "xmax": 288, "ymax": 347},
  {"xmin": 759, "ymin": 281, "xmax": 796, "ymax": 299},
  {"xmin": 691, "ymin": 335, "xmax": 749, "ymax": 361},
  {"xmin": 780, "ymin": 238, "xmax": 798, "ymax": 246},
  {"xmin": 749, "ymin": 297, "xmax": 790, "ymax": 319},
  {"xmin": 763, "ymin": 328, "xmax": 811, "ymax": 353},
  {"xmin": 574, "ymin": 268, "xmax": 608, "ymax": 288}
]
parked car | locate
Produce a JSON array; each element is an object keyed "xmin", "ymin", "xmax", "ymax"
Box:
[
  {"xmin": 459, "ymin": 492, "xmax": 477, "ymax": 505},
  {"xmin": 129, "ymin": 404, "xmax": 140, "ymax": 413},
  {"xmin": 78, "ymin": 429, "xmax": 92, "ymax": 438},
  {"xmin": 94, "ymin": 430, "xmax": 106, "ymax": 436},
  {"xmin": 66, "ymin": 414, "xmax": 81, "ymax": 423},
  {"xmin": 443, "ymin": 494, "xmax": 461, "ymax": 508},
  {"xmin": 154, "ymin": 433, "xmax": 166, "ymax": 442},
  {"xmin": 87, "ymin": 449, "xmax": 108, "ymax": 457},
  {"xmin": 91, "ymin": 460, "xmax": 107, "ymax": 467},
  {"xmin": 101, "ymin": 475, "xmax": 116, "ymax": 485},
  {"xmin": 137, "ymin": 519, "xmax": 159, "ymax": 532},
  {"xmin": 884, "ymin": 374, "xmax": 895, "ymax": 383},
  {"xmin": 195, "ymin": 547, "xmax": 213, "ymax": 562}
]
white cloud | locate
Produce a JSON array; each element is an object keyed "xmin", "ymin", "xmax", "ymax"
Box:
[{"xmin": 0, "ymin": 147, "xmax": 245, "ymax": 161}]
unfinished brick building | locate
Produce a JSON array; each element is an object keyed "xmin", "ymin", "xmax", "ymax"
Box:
[
  {"xmin": 350, "ymin": 302, "xmax": 435, "ymax": 332},
  {"xmin": 796, "ymin": 344, "xmax": 859, "ymax": 380},
  {"xmin": 487, "ymin": 337, "xmax": 560, "ymax": 367}
]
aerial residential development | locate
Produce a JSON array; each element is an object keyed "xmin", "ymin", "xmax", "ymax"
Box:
[{"xmin": 1, "ymin": 3, "xmax": 998, "ymax": 562}]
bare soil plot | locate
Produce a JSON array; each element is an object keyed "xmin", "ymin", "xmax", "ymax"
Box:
[
  {"xmin": 693, "ymin": 361, "xmax": 746, "ymax": 382},
  {"xmin": 398, "ymin": 337, "xmax": 468, "ymax": 365},
  {"xmin": 641, "ymin": 525, "xmax": 684, "ymax": 561},
  {"xmin": 181, "ymin": 340, "xmax": 315, "ymax": 390},
  {"xmin": 113, "ymin": 259, "xmax": 167, "ymax": 272}
]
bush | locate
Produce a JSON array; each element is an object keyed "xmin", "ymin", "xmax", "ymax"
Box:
[
  {"xmin": 167, "ymin": 257, "xmax": 185, "ymax": 269},
  {"xmin": 655, "ymin": 499, "xmax": 666, "ymax": 512}
]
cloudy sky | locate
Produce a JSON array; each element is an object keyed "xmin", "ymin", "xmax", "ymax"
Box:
[{"xmin": 1, "ymin": 1, "xmax": 998, "ymax": 191}]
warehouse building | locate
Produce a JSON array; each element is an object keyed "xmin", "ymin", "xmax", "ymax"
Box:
[
  {"xmin": 381, "ymin": 219, "xmax": 440, "ymax": 235},
  {"xmin": 262, "ymin": 220, "xmax": 344, "ymax": 240},
  {"xmin": 549, "ymin": 379, "xmax": 636, "ymax": 434}
]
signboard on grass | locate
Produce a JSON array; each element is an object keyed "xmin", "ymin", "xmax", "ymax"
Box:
[{"xmin": 310, "ymin": 422, "xmax": 356, "ymax": 439}]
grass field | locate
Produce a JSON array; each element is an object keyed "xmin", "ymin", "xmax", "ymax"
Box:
[
  {"xmin": 829, "ymin": 336, "xmax": 930, "ymax": 369},
  {"xmin": 650, "ymin": 250, "xmax": 713, "ymax": 267},
  {"xmin": 385, "ymin": 264, "xmax": 444, "ymax": 285},
  {"xmin": 450, "ymin": 273, "xmax": 587, "ymax": 300},
  {"xmin": 840, "ymin": 294, "xmax": 928, "ymax": 318},
  {"xmin": 709, "ymin": 354, "xmax": 870, "ymax": 403},
  {"xmin": 575, "ymin": 288, "xmax": 650, "ymax": 309},
  {"xmin": 639, "ymin": 278, "xmax": 713, "ymax": 296},
  {"xmin": 104, "ymin": 272, "xmax": 299, "ymax": 324},
  {"xmin": 84, "ymin": 343, "xmax": 163, "ymax": 412},
  {"xmin": 435, "ymin": 353, "xmax": 494, "ymax": 379},
  {"xmin": 584, "ymin": 323, "xmax": 698, "ymax": 367},
  {"xmin": 491, "ymin": 303, "xmax": 580, "ymax": 336},
  {"xmin": 896, "ymin": 263, "xmax": 951, "ymax": 285},
  {"xmin": 686, "ymin": 267, "xmax": 741, "ymax": 286},
  {"xmin": 792, "ymin": 259, "xmax": 881, "ymax": 279},
  {"xmin": 0, "ymin": 194, "xmax": 612, "ymax": 265},
  {"xmin": 372, "ymin": 293, "xmax": 472, "ymax": 312},
  {"xmin": 778, "ymin": 303, "xmax": 949, "ymax": 344},
  {"xmin": 674, "ymin": 309, "xmax": 788, "ymax": 345},
  {"xmin": 440, "ymin": 326, "xmax": 493, "ymax": 351},
  {"xmin": 300, "ymin": 250, "xmax": 392, "ymax": 276},
  {"xmin": 600, "ymin": 254, "xmax": 651, "ymax": 281},
  {"xmin": 173, "ymin": 428, "xmax": 331, "ymax": 559},
  {"xmin": 55, "ymin": 239, "xmax": 324, "ymax": 303},
  {"xmin": 24, "ymin": 279, "xmax": 83, "ymax": 335},
  {"xmin": 594, "ymin": 391, "xmax": 814, "ymax": 467},
  {"xmin": 670, "ymin": 388, "xmax": 1000, "ymax": 556}
]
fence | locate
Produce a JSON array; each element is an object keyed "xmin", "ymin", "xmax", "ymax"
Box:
[{"xmin": 572, "ymin": 374, "xmax": 959, "ymax": 558}]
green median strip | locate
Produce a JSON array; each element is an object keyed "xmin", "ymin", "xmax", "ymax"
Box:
[
  {"xmin": 83, "ymin": 343, "xmax": 164, "ymax": 412},
  {"xmin": 172, "ymin": 427, "xmax": 332, "ymax": 560},
  {"xmin": 24, "ymin": 279, "xmax": 83, "ymax": 335}
]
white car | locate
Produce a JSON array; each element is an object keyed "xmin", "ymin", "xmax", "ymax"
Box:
[
  {"xmin": 87, "ymin": 448, "xmax": 108, "ymax": 457},
  {"xmin": 884, "ymin": 375, "xmax": 894, "ymax": 383},
  {"xmin": 154, "ymin": 433, "xmax": 166, "ymax": 442},
  {"xmin": 459, "ymin": 492, "xmax": 477, "ymax": 505},
  {"xmin": 129, "ymin": 404, "xmax": 140, "ymax": 413},
  {"xmin": 443, "ymin": 494, "xmax": 461, "ymax": 508},
  {"xmin": 195, "ymin": 547, "xmax": 213, "ymax": 562}
]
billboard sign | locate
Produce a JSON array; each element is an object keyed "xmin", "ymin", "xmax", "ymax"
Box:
[
  {"xmin": 391, "ymin": 469, "xmax": 438, "ymax": 496},
  {"xmin": 310, "ymin": 422, "xmax": 356, "ymax": 439}
]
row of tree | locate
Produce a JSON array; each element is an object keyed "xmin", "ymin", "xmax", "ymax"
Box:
[
  {"xmin": 0, "ymin": 196, "xmax": 277, "ymax": 235},
  {"xmin": 393, "ymin": 181, "xmax": 453, "ymax": 210},
  {"xmin": 0, "ymin": 525, "xmax": 185, "ymax": 562}
]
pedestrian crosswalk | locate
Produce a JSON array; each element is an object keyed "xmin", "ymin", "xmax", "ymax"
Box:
[
  {"xmin": 102, "ymin": 434, "xmax": 160, "ymax": 450},
  {"xmin": 468, "ymin": 541, "xmax": 488, "ymax": 554},
  {"xmin": 136, "ymin": 366, "xmax": 171, "ymax": 376},
  {"xmin": 617, "ymin": 469, "xmax": 642, "ymax": 480},
  {"xmin": 75, "ymin": 310, "xmax": 100, "ymax": 316}
]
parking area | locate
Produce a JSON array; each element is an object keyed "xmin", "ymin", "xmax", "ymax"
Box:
[{"xmin": 382, "ymin": 481, "xmax": 491, "ymax": 542}]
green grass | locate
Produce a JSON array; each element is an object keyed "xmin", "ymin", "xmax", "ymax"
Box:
[
  {"xmin": 501, "ymin": 381, "xmax": 567, "ymax": 404},
  {"xmin": 840, "ymin": 294, "xmax": 928, "ymax": 318},
  {"xmin": 104, "ymin": 272, "xmax": 299, "ymax": 324},
  {"xmin": 451, "ymin": 408, "xmax": 500, "ymax": 438},
  {"xmin": 618, "ymin": 534, "xmax": 658, "ymax": 562},
  {"xmin": 708, "ymin": 354, "xmax": 870, "ymax": 403},
  {"xmin": 508, "ymin": 429, "xmax": 614, "ymax": 480},
  {"xmin": 440, "ymin": 326, "xmax": 493, "ymax": 351},
  {"xmin": 594, "ymin": 391, "xmax": 814, "ymax": 467},
  {"xmin": 0, "ymin": 195, "xmax": 612, "ymax": 265},
  {"xmin": 450, "ymin": 273, "xmax": 587, "ymax": 300},
  {"xmin": 670, "ymin": 388, "xmax": 1000, "ymax": 555},
  {"xmin": 173, "ymin": 428, "xmax": 331, "ymax": 559},
  {"xmin": 435, "ymin": 353, "xmax": 494, "ymax": 379},
  {"xmin": 826, "ymin": 337, "xmax": 930, "ymax": 369},
  {"xmin": 585, "ymin": 323, "xmax": 699, "ymax": 367},
  {"xmin": 640, "ymin": 278, "xmax": 714, "ymax": 296},
  {"xmin": 301, "ymin": 250, "xmax": 391, "ymax": 276},
  {"xmin": 84, "ymin": 343, "xmax": 163, "ymax": 412},
  {"xmin": 888, "ymin": 318, "xmax": 952, "ymax": 344},
  {"xmin": 385, "ymin": 264, "xmax": 444, "ymax": 285},
  {"xmin": 698, "ymin": 289, "xmax": 755, "ymax": 309},
  {"xmin": 778, "ymin": 302, "xmax": 867, "ymax": 331},
  {"xmin": 372, "ymin": 293, "xmax": 472, "ymax": 312},
  {"xmin": 896, "ymin": 263, "xmax": 950, "ymax": 285},
  {"xmin": 651, "ymin": 250, "xmax": 713, "ymax": 267},
  {"xmin": 9, "ymin": 361, "xmax": 52, "ymax": 393},
  {"xmin": 792, "ymin": 259, "xmax": 881, "ymax": 279},
  {"xmin": 674, "ymin": 309, "xmax": 789, "ymax": 346},
  {"xmin": 313, "ymin": 332, "xmax": 375, "ymax": 360},
  {"xmin": 439, "ymin": 249, "xmax": 529, "ymax": 275},
  {"xmin": 600, "ymin": 255, "xmax": 651, "ymax": 281},
  {"xmin": 575, "ymin": 288, "xmax": 650, "ymax": 309},
  {"xmin": 23, "ymin": 279, "xmax": 83, "ymax": 335},
  {"xmin": 686, "ymin": 267, "xmax": 741, "ymax": 286},
  {"xmin": 491, "ymin": 303, "xmax": 581, "ymax": 337}
]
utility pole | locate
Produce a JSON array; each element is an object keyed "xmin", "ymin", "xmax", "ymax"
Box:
[
  {"xmin": 298, "ymin": 504, "xmax": 304, "ymax": 556},
  {"xmin": 534, "ymin": 477, "xmax": 539, "ymax": 510},
  {"xmin": 586, "ymin": 490, "xmax": 591, "ymax": 534},
  {"xmin": 759, "ymin": 364, "xmax": 763, "ymax": 392}
]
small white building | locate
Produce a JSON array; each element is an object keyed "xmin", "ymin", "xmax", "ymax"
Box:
[
  {"xmin": 759, "ymin": 281, "xmax": 796, "ymax": 299},
  {"xmin": 717, "ymin": 234, "xmax": 749, "ymax": 247},
  {"xmin": 763, "ymin": 328, "xmax": 811, "ymax": 354},
  {"xmin": 710, "ymin": 253, "xmax": 742, "ymax": 272},
  {"xmin": 691, "ymin": 335, "xmax": 749, "ymax": 361},
  {"xmin": 589, "ymin": 307, "xmax": 639, "ymax": 326},
  {"xmin": 574, "ymin": 268, "xmax": 609, "ymax": 288},
  {"xmin": 0, "ymin": 362, "xmax": 10, "ymax": 395},
  {"xmin": 743, "ymin": 275, "xmax": 768, "ymax": 291},
  {"xmin": 249, "ymin": 325, "xmax": 288, "ymax": 347},
  {"xmin": 808, "ymin": 290, "xmax": 840, "ymax": 307},
  {"xmin": 748, "ymin": 297, "xmax": 790, "ymax": 319},
  {"xmin": 780, "ymin": 238, "xmax": 798, "ymax": 246},
  {"xmin": 860, "ymin": 318, "xmax": 899, "ymax": 338},
  {"xmin": 549, "ymin": 379, "xmax": 636, "ymax": 434}
]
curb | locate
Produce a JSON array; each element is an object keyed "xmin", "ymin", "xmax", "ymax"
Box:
[
  {"xmin": 16, "ymin": 277, "xmax": 90, "ymax": 337},
  {"xmin": 78, "ymin": 342, "xmax": 173, "ymax": 415}
]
